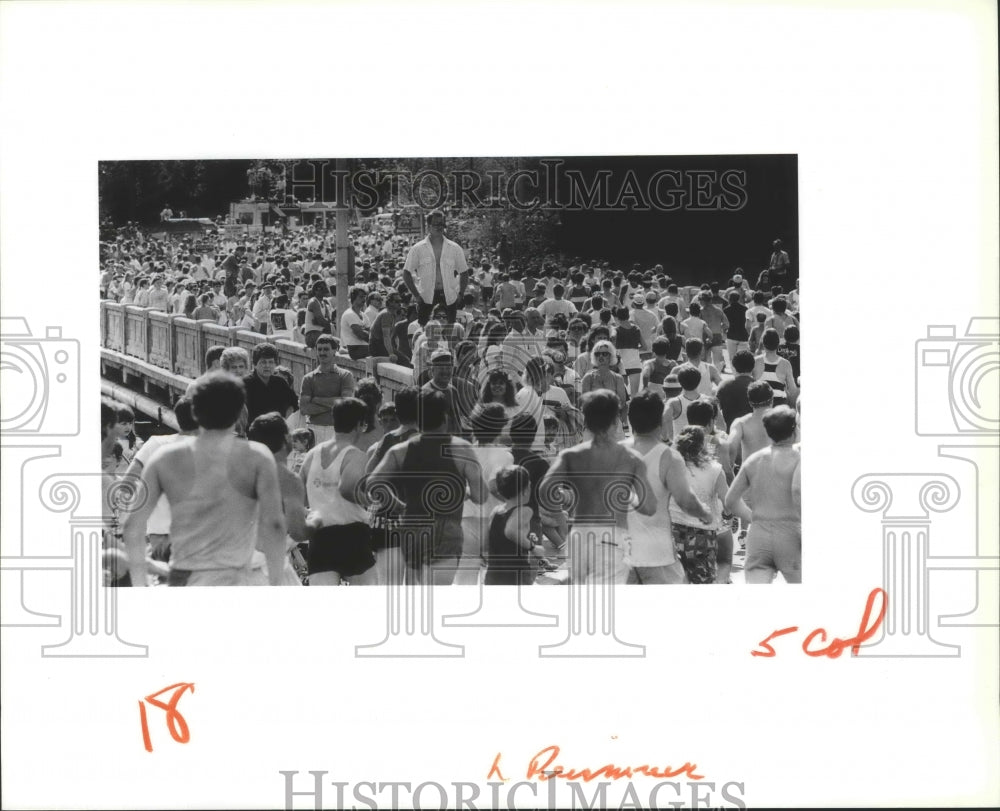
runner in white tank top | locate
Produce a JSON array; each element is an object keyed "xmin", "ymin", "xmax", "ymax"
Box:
[
  {"xmin": 305, "ymin": 444, "xmax": 368, "ymax": 526},
  {"xmin": 624, "ymin": 443, "xmax": 679, "ymax": 575},
  {"xmin": 167, "ymin": 433, "xmax": 260, "ymax": 572}
]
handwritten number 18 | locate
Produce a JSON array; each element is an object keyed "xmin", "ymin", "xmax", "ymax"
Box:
[{"xmin": 138, "ymin": 682, "xmax": 195, "ymax": 752}]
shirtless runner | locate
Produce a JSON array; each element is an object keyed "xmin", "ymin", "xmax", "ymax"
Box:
[
  {"xmin": 123, "ymin": 371, "xmax": 286, "ymax": 586},
  {"xmin": 539, "ymin": 390, "xmax": 657, "ymax": 585},
  {"xmin": 724, "ymin": 405, "xmax": 801, "ymax": 584},
  {"xmin": 727, "ymin": 380, "xmax": 775, "ymax": 469}
]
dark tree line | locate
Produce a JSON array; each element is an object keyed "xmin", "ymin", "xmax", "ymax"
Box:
[{"xmin": 99, "ymin": 160, "xmax": 254, "ymax": 226}]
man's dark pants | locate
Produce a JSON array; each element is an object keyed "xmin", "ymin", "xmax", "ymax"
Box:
[{"xmin": 416, "ymin": 291, "xmax": 459, "ymax": 326}]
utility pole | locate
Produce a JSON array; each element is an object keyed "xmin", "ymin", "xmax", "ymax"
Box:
[{"xmin": 335, "ymin": 158, "xmax": 351, "ymax": 340}]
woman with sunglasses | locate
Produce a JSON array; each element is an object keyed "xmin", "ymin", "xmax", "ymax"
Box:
[{"xmin": 580, "ymin": 339, "xmax": 629, "ymax": 440}]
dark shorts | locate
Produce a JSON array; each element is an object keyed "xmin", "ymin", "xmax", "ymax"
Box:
[
  {"xmin": 369, "ymin": 519, "xmax": 401, "ymax": 551},
  {"xmin": 672, "ymin": 525, "xmax": 718, "ymax": 585},
  {"xmin": 397, "ymin": 518, "xmax": 464, "ymax": 569},
  {"xmin": 309, "ymin": 522, "xmax": 376, "ymax": 577},
  {"xmin": 709, "ymin": 332, "xmax": 725, "ymax": 348}
]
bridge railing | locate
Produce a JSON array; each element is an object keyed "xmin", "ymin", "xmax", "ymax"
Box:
[{"xmin": 100, "ymin": 300, "xmax": 414, "ymax": 400}]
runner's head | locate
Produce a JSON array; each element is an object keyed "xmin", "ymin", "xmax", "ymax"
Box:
[
  {"xmin": 732, "ymin": 350, "xmax": 755, "ymax": 374},
  {"xmin": 628, "ymin": 389, "xmax": 665, "ymax": 436},
  {"xmin": 677, "ymin": 365, "xmax": 702, "ymax": 393},
  {"xmin": 784, "ymin": 325, "xmax": 799, "ymax": 343},
  {"xmin": 763, "ymin": 405, "xmax": 797, "ymax": 443},
  {"xmin": 580, "ymin": 390, "xmax": 620, "ymax": 435},
  {"xmin": 332, "ymin": 397, "xmax": 368, "ymax": 437},
  {"xmin": 761, "ymin": 328, "xmax": 781, "ymax": 352},
  {"xmin": 684, "ymin": 338, "xmax": 704, "ymax": 362},
  {"xmin": 470, "ymin": 403, "xmax": 506, "ymax": 445},
  {"xmin": 591, "ymin": 339, "xmax": 616, "ymax": 368},
  {"xmin": 509, "ymin": 413, "xmax": 538, "ymax": 447},
  {"xmin": 247, "ymin": 411, "xmax": 290, "ymax": 454},
  {"xmin": 684, "ymin": 398, "xmax": 715, "ymax": 429},
  {"xmin": 495, "ymin": 464, "xmax": 530, "ymax": 501},
  {"xmin": 173, "ymin": 397, "xmax": 198, "ymax": 433},
  {"xmin": 747, "ymin": 380, "xmax": 775, "ymax": 410},
  {"xmin": 190, "ymin": 371, "xmax": 246, "ymax": 430},
  {"xmin": 675, "ymin": 425, "xmax": 710, "ymax": 468}
]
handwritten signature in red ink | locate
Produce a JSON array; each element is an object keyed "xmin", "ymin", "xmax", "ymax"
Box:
[
  {"xmin": 751, "ymin": 588, "xmax": 887, "ymax": 658},
  {"xmin": 138, "ymin": 682, "xmax": 195, "ymax": 752},
  {"xmin": 488, "ymin": 745, "xmax": 703, "ymax": 783}
]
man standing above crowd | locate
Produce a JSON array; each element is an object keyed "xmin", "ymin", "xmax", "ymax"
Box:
[
  {"xmin": 123, "ymin": 371, "xmax": 286, "ymax": 586},
  {"xmin": 402, "ymin": 208, "xmax": 469, "ymax": 325},
  {"xmin": 768, "ymin": 238, "xmax": 792, "ymax": 286}
]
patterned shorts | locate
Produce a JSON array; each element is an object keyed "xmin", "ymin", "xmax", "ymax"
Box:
[{"xmin": 672, "ymin": 525, "xmax": 718, "ymax": 585}]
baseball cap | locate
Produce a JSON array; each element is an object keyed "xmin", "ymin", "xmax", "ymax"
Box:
[
  {"xmin": 632, "ymin": 293, "xmax": 645, "ymax": 306},
  {"xmin": 430, "ymin": 349, "xmax": 453, "ymax": 364}
]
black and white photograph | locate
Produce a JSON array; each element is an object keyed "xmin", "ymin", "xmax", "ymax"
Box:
[
  {"xmin": 98, "ymin": 156, "xmax": 801, "ymax": 588},
  {"xmin": 3, "ymin": 2, "xmax": 996, "ymax": 809}
]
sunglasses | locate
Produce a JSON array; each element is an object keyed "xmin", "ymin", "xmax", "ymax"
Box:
[{"xmin": 594, "ymin": 351, "xmax": 612, "ymax": 357}]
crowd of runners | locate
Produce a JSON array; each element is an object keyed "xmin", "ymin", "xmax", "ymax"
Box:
[{"xmin": 100, "ymin": 209, "xmax": 801, "ymax": 588}]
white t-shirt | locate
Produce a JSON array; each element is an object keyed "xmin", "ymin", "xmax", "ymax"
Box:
[
  {"xmin": 340, "ymin": 308, "xmax": 367, "ymax": 347},
  {"xmin": 538, "ymin": 298, "xmax": 577, "ymax": 321}
]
